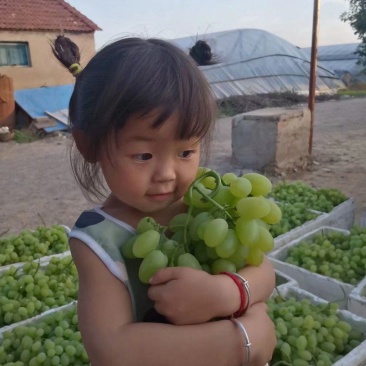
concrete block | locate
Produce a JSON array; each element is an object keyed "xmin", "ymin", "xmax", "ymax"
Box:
[{"xmin": 231, "ymin": 106, "xmax": 310, "ymax": 172}]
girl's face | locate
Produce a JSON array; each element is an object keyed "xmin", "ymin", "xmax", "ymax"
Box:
[{"xmin": 99, "ymin": 111, "xmax": 200, "ymax": 220}]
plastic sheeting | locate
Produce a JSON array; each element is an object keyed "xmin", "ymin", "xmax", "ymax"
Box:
[
  {"xmin": 14, "ymin": 85, "xmax": 73, "ymax": 119},
  {"xmin": 171, "ymin": 29, "xmax": 344, "ymax": 98},
  {"xmin": 14, "ymin": 85, "xmax": 73, "ymax": 132},
  {"xmin": 303, "ymin": 43, "xmax": 365, "ymax": 80}
]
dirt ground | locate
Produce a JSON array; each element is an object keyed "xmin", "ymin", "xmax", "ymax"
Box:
[{"xmin": 0, "ymin": 97, "xmax": 365, "ymax": 236}]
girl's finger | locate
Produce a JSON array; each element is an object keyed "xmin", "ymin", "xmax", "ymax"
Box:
[
  {"xmin": 147, "ymin": 284, "xmax": 163, "ymax": 301},
  {"xmin": 149, "ymin": 266, "xmax": 186, "ymax": 285}
]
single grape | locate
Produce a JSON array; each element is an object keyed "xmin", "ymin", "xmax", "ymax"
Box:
[
  {"xmin": 222, "ymin": 172, "xmax": 238, "ymax": 185},
  {"xmin": 215, "ymin": 229, "xmax": 239, "ymax": 258},
  {"xmin": 212, "ymin": 186, "xmax": 236, "ymax": 207},
  {"xmin": 136, "ymin": 217, "xmax": 158, "ymax": 234},
  {"xmin": 121, "ymin": 236, "xmax": 137, "ymax": 259},
  {"xmin": 236, "ymin": 197, "xmax": 270, "ymax": 220},
  {"xmin": 255, "ymin": 226, "xmax": 274, "ymax": 253},
  {"xmin": 204, "ymin": 219, "xmax": 228, "ymax": 248},
  {"xmin": 132, "ymin": 230, "xmax": 160, "ymax": 258},
  {"xmin": 242, "ymin": 173, "xmax": 272, "ymax": 197},
  {"xmin": 262, "ymin": 199, "xmax": 282, "ymax": 224},
  {"xmin": 211, "ymin": 258, "xmax": 236, "ymax": 274},
  {"xmin": 168, "ymin": 213, "xmax": 192, "ymax": 233},
  {"xmin": 235, "ymin": 218, "xmax": 259, "ymax": 246},
  {"xmin": 227, "ymin": 245, "xmax": 250, "ymax": 270},
  {"xmin": 188, "ymin": 212, "xmax": 213, "ymax": 241},
  {"xmin": 246, "ymin": 247, "xmax": 264, "ymax": 266},
  {"xmin": 177, "ymin": 253, "xmax": 201, "ymax": 270},
  {"xmin": 138, "ymin": 250, "xmax": 168, "ymax": 284},
  {"xmin": 229, "ymin": 177, "xmax": 252, "ymax": 198}
]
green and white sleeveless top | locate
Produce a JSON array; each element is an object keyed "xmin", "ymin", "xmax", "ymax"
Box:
[{"xmin": 69, "ymin": 207, "xmax": 153, "ymax": 322}]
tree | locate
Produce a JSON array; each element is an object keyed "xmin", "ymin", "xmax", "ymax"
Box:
[{"xmin": 341, "ymin": 0, "xmax": 366, "ymax": 69}]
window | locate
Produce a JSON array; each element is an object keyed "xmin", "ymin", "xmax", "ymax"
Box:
[{"xmin": 0, "ymin": 42, "xmax": 31, "ymax": 67}]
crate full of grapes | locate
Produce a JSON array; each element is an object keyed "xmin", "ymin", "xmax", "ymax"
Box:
[
  {"xmin": 0, "ymin": 301, "xmax": 90, "ymax": 365},
  {"xmin": 0, "ymin": 255, "xmax": 78, "ymax": 329},
  {"xmin": 271, "ymin": 181, "xmax": 355, "ymax": 230},
  {"xmin": 268, "ymin": 226, "xmax": 366, "ymax": 308},
  {"xmin": 348, "ymin": 276, "xmax": 366, "ymax": 319},
  {"xmin": 0, "ymin": 225, "xmax": 71, "ymax": 275},
  {"xmin": 269, "ymin": 285, "xmax": 366, "ymax": 366},
  {"xmin": 272, "ymin": 201, "xmax": 326, "ymax": 250}
]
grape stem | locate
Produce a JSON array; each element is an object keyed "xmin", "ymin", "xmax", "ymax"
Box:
[
  {"xmin": 183, "ymin": 171, "xmax": 235, "ymax": 250},
  {"xmin": 191, "ymin": 171, "xmax": 235, "ymax": 221}
]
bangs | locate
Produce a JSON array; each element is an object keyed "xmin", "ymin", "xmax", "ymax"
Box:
[{"xmin": 105, "ymin": 38, "xmax": 216, "ymax": 142}]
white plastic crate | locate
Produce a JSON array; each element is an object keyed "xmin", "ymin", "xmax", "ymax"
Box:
[
  {"xmin": 0, "ymin": 253, "xmax": 75, "ymax": 331},
  {"xmin": 269, "ymin": 227, "xmax": 354, "ymax": 308},
  {"xmin": 348, "ymin": 276, "xmax": 366, "ymax": 319},
  {"xmin": 271, "ymin": 286, "xmax": 366, "ymax": 366},
  {"xmin": 274, "ymin": 269, "xmax": 298, "ymax": 293},
  {"xmin": 272, "ymin": 198, "xmax": 355, "ymax": 251},
  {"xmin": 0, "ymin": 301, "xmax": 77, "ymax": 338},
  {"xmin": 313, "ymin": 198, "xmax": 355, "ymax": 230},
  {"xmin": 273, "ymin": 210, "xmax": 325, "ymax": 250},
  {"xmin": 0, "ymin": 225, "xmax": 71, "ymax": 275}
]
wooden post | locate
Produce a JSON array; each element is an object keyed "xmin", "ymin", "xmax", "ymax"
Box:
[{"xmin": 308, "ymin": 0, "xmax": 320, "ymax": 155}]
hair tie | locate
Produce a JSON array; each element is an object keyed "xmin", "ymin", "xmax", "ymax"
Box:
[{"xmin": 69, "ymin": 63, "xmax": 82, "ymax": 76}]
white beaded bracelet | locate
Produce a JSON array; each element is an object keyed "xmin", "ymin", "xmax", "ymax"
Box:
[
  {"xmin": 231, "ymin": 318, "xmax": 251, "ymax": 366},
  {"xmin": 231, "ymin": 272, "xmax": 251, "ymax": 314}
]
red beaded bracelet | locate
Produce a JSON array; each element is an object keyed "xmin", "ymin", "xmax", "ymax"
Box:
[{"xmin": 220, "ymin": 271, "xmax": 250, "ymax": 318}]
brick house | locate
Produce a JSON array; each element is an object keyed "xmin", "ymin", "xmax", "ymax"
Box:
[{"xmin": 0, "ymin": 0, "xmax": 100, "ymax": 90}]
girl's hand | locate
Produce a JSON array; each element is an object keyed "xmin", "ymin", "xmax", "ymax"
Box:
[
  {"xmin": 237, "ymin": 302, "xmax": 277, "ymax": 366},
  {"xmin": 148, "ymin": 267, "xmax": 241, "ymax": 325}
]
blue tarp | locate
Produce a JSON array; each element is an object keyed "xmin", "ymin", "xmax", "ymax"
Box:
[{"xmin": 14, "ymin": 85, "xmax": 74, "ymax": 132}]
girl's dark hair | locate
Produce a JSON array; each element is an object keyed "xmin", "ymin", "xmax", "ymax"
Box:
[{"xmin": 65, "ymin": 37, "xmax": 216, "ymax": 202}]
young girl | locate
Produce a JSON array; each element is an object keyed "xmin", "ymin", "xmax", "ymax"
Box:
[{"xmin": 58, "ymin": 36, "xmax": 276, "ymax": 366}]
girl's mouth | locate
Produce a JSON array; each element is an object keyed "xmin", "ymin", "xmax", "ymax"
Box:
[{"xmin": 147, "ymin": 192, "xmax": 173, "ymax": 201}]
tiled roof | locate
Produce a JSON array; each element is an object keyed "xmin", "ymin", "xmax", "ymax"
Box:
[{"xmin": 0, "ymin": 0, "xmax": 101, "ymax": 32}]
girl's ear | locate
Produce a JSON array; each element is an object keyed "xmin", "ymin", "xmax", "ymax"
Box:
[{"xmin": 72, "ymin": 129, "xmax": 97, "ymax": 163}]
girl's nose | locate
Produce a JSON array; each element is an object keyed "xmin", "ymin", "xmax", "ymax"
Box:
[{"xmin": 152, "ymin": 160, "xmax": 176, "ymax": 182}]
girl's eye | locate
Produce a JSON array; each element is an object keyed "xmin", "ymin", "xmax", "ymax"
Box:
[
  {"xmin": 133, "ymin": 153, "xmax": 152, "ymax": 161},
  {"xmin": 178, "ymin": 150, "xmax": 194, "ymax": 158}
]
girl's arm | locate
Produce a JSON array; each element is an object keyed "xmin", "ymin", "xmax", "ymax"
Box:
[
  {"xmin": 71, "ymin": 239, "xmax": 276, "ymax": 366},
  {"xmin": 148, "ymin": 256, "xmax": 275, "ymax": 325},
  {"xmin": 237, "ymin": 255, "xmax": 276, "ymax": 305}
]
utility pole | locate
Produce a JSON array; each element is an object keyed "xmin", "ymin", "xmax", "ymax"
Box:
[{"xmin": 308, "ymin": 0, "xmax": 320, "ymax": 155}]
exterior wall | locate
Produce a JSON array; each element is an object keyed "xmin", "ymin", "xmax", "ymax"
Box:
[{"xmin": 0, "ymin": 30, "xmax": 96, "ymax": 90}]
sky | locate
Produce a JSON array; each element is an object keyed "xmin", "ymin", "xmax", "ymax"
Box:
[{"xmin": 66, "ymin": 0, "xmax": 359, "ymax": 50}]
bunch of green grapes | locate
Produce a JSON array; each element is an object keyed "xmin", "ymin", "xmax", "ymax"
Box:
[
  {"xmin": 0, "ymin": 307, "xmax": 89, "ymax": 366},
  {"xmin": 268, "ymin": 295, "xmax": 364, "ymax": 366},
  {"xmin": 0, "ymin": 225, "xmax": 68, "ymax": 266},
  {"xmin": 269, "ymin": 202, "xmax": 319, "ymax": 238},
  {"xmin": 285, "ymin": 228, "xmax": 366, "ymax": 285},
  {"xmin": 271, "ymin": 181, "xmax": 348, "ymax": 213},
  {"xmin": 121, "ymin": 169, "xmax": 282, "ymax": 284},
  {"xmin": 0, "ymin": 256, "xmax": 78, "ymax": 326}
]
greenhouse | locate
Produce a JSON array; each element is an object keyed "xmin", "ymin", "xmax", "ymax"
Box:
[
  {"xmin": 171, "ymin": 29, "xmax": 345, "ymax": 98},
  {"xmin": 303, "ymin": 43, "xmax": 365, "ymax": 84}
]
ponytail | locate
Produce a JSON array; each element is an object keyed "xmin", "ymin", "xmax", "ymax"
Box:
[{"xmin": 51, "ymin": 35, "xmax": 82, "ymax": 77}]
